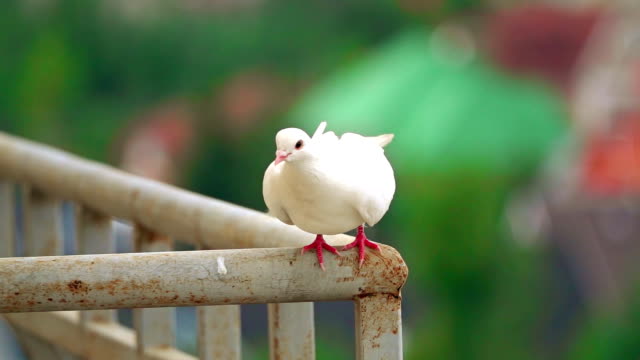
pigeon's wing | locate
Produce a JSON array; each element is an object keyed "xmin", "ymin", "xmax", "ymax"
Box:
[
  {"xmin": 337, "ymin": 132, "xmax": 396, "ymax": 226},
  {"xmin": 262, "ymin": 163, "xmax": 293, "ymax": 225},
  {"xmin": 355, "ymin": 159, "xmax": 395, "ymax": 226},
  {"xmin": 316, "ymin": 131, "xmax": 338, "ymax": 145},
  {"xmin": 341, "ymin": 132, "xmax": 394, "ymax": 148},
  {"xmin": 311, "ymin": 122, "xmax": 339, "ymax": 149},
  {"xmin": 312, "ymin": 122, "xmax": 327, "ymax": 139},
  {"xmin": 267, "ymin": 207, "xmax": 292, "ymax": 224}
]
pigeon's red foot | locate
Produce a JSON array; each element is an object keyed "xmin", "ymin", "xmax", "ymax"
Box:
[
  {"xmin": 301, "ymin": 234, "xmax": 340, "ymax": 271},
  {"xmin": 342, "ymin": 225, "xmax": 380, "ymax": 267}
]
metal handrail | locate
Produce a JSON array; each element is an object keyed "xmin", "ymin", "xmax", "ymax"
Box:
[{"xmin": 0, "ymin": 246, "xmax": 406, "ymax": 313}]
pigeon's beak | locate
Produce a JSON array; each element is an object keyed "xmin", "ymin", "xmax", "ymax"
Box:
[{"xmin": 274, "ymin": 150, "xmax": 289, "ymax": 165}]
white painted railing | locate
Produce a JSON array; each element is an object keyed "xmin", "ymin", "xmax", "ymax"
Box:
[{"xmin": 0, "ymin": 132, "xmax": 408, "ymax": 360}]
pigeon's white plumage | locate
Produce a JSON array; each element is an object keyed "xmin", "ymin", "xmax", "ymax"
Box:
[{"xmin": 263, "ymin": 122, "xmax": 395, "ymax": 236}]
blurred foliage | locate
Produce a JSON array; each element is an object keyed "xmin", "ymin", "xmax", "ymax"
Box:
[
  {"xmin": 569, "ymin": 282, "xmax": 640, "ymax": 360},
  {"xmin": 396, "ymin": 175, "xmax": 546, "ymax": 360},
  {"xmin": 0, "ymin": 0, "xmax": 409, "ymax": 161}
]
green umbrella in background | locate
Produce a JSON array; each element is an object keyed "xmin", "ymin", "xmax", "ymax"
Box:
[
  {"xmin": 290, "ymin": 27, "xmax": 569, "ymax": 175},
  {"xmin": 290, "ymin": 27, "xmax": 570, "ymax": 360}
]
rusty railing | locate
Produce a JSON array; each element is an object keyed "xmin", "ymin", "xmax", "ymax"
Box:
[{"xmin": 0, "ymin": 131, "xmax": 408, "ymax": 360}]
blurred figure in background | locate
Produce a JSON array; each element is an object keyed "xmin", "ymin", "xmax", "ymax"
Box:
[
  {"xmin": 117, "ymin": 101, "xmax": 195, "ymax": 184},
  {"xmin": 490, "ymin": 2, "xmax": 640, "ymax": 359}
]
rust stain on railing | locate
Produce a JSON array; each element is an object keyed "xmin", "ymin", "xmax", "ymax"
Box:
[{"xmin": 67, "ymin": 280, "xmax": 90, "ymax": 294}]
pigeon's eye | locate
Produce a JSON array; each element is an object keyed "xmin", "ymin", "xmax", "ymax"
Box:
[{"xmin": 295, "ymin": 140, "xmax": 304, "ymax": 150}]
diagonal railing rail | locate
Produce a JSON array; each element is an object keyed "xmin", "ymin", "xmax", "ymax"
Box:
[{"xmin": 0, "ymin": 131, "xmax": 408, "ymax": 360}]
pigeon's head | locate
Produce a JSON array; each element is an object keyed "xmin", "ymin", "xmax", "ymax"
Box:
[{"xmin": 274, "ymin": 128, "xmax": 311, "ymax": 165}]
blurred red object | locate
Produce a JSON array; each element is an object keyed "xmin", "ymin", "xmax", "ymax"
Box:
[
  {"xmin": 488, "ymin": 4, "xmax": 601, "ymax": 92},
  {"xmin": 119, "ymin": 102, "xmax": 195, "ymax": 184},
  {"xmin": 215, "ymin": 70, "xmax": 286, "ymax": 137},
  {"xmin": 583, "ymin": 113, "xmax": 640, "ymax": 195}
]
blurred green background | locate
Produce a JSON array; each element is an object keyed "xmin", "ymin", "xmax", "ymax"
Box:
[{"xmin": 2, "ymin": 0, "xmax": 640, "ymax": 359}]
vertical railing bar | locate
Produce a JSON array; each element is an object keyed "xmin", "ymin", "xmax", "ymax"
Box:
[
  {"xmin": 23, "ymin": 186, "xmax": 64, "ymax": 257},
  {"xmin": 18, "ymin": 186, "xmax": 79, "ymax": 360},
  {"xmin": 0, "ymin": 181, "xmax": 15, "ymax": 257},
  {"xmin": 197, "ymin": 305, "xmax": 241, "ymax": 360},
  {"xmin": 268, "ymin": 302, "xmax": 316, "ymax": 360},
  {"xmin": 197, "ymin": 240, "xmax": 242, "ymax": 360},
  {"xmin": 354, "ymin": 300, "xmax": 363, "ymax": 360},
  {"xmin": 354, "ymin": 294, "xmax": 403, "ymax": 360},
  {"xmin": 132, "ymin": 223, "xmax": 176, "ymax": 354},
  {"xmin": 76, "ymin": 205, "xmax": 116, "ymax": 324}
]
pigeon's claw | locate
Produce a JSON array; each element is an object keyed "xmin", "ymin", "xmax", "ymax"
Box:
[
  {"xmin": 342, "ymin": 225, "xmax": 380, "ymax": 267},
  {"xmin": 301, "ymin": 234, "xmax": 340, "ymax": 271}
]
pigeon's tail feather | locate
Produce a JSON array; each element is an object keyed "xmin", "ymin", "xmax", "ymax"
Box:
[
  {"xmin": 372, "ymin": 134, "xmax": 394, "ymax": 147},
  {"xmin": 312, "ymin": 122, "xmax": 328, "ymax": 139}
]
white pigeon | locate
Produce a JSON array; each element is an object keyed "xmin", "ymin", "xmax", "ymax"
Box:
[{"xmin": 263, "ymin": 121, "xmax": 395, "ymax": 270}]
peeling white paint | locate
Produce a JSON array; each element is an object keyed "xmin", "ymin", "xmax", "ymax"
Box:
[{"xmin": 216, "ymin": 256, "xmax": 227, "ymax": 275}]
